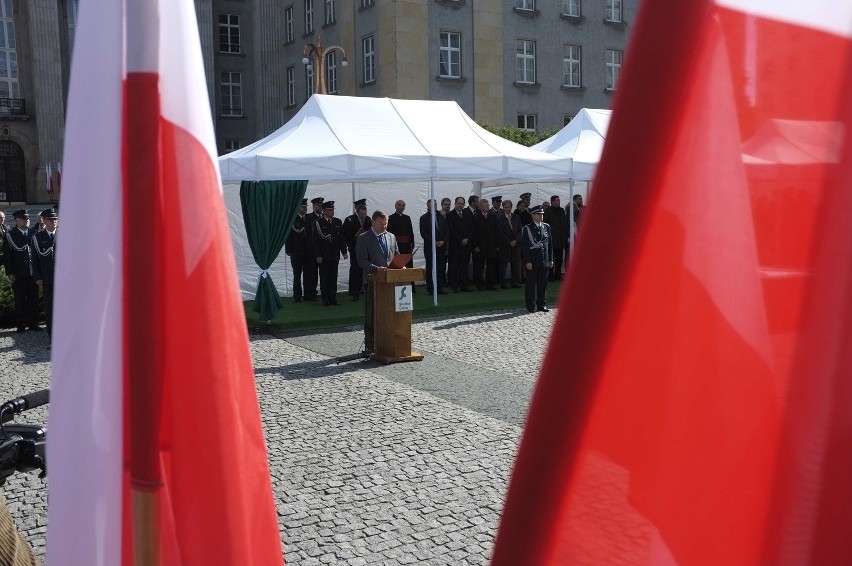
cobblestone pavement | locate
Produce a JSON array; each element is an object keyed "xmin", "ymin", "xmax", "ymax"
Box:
[{"xmin": 0, "ymin": 307, "xmax": 557, "ymax": 564}]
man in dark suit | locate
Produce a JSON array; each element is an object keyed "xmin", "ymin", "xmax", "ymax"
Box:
[
  {"xmin": 496, "ymin": 199, "xmax": 523, "ymax": 288},
  {"xmin": 472, "ymin": 198, "xmax": 498, "ymax": 290},
  {"xmin": 356, "ymin": 210, "xmax": 399, "ymax": 355},
  {"xmin": 284, "ymin": 198, "xmax": 309, "ymax": 302},
  {"xmin": 419, "ymin": 199, "xmax": 448, "ymax": 294},
  {"xmin": 303, "ymin": 196, "xmax": 324, "ymax": 301},
  {"xmin": 343, "ymin": 198, "xmax": 371, "ymax": 301},
  {"xmin": 3, "ymin": 210, "xmax": 40, "ymax": 332},
  {"xmin": 446, "ymin": 196, "xmax": 473, "ymax": 292},
  {"xmin": 520, "ymin": 205, "xmax": 554, "ymax": 313},
  {"xmin": 31, "ymin": 208, "xmax": 58, "ymax": 337},
  {"xmin": 543, "ymin": 195, "xmax": 568, "ymax": 281},
  {"xmin": 387, "ymin": 200, "xmax": 414, "ymax": 270},
  {"xmin": 312, "ymin": 201, "xmax": 347, "ymax": 306}
]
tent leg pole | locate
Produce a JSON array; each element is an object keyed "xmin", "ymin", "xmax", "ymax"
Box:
[{"xmin": 430, "ymin": 178, "xmax": 438, "ymax": 306}]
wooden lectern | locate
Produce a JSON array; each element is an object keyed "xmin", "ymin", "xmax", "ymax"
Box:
[{"xmin": 371, "ymin": 268, "xmax": 426, "ymax": 364}]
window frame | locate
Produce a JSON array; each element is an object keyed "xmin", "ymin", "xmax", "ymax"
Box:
[
  {"xmin": 286, "ymin": 66, "xmax": 296, "ymax": 106},
  {"xmin": 305, "ymin": 64, "xmax": 315, "ymax": 99},
  {"xmin": 324, "ymin": 0, "xmax": 335, "ymax": 25},
  {"xmin": 362, "ymin": 35, "xmax": 376, "ymax": 84},
  {"xmin": 562, "ymin": 44, "xmax": 581, "ymax": 87},
  {"xmin": 220, "ymin": 71, "xmax": 242, "ymax": 117},
  {"xmin": 325, "ymin": 51, "xmax": 339, "ymax": 94},
  {"xmin": 517, "ymin": 114, "xmax": 537, "ymax": 131},
  {"xmin": 606, "ymin": 49, "xmax": 623, "ymax": 90},
  {"xmin": 438, "ymin": 31, "xmax": 461, "ymax": 79},
  {"xmin": 217, "ymin": 14, "xmax": 240, "ymax": 54},
  {"xmin": 605, "ymin": 0, "xmax": 623, "ymax": 22},
  {"xmin": 285, "ymin": 7, "xmax": 294, "ymax": 43},
  {"xmin": 224, "ymin": 139, "xmax": 241, "ymax": 153},
  {"xmin": 515, "ymin": 39, "xmax": 536, "ymax": 85},
  {"xmin": 360, "ymin": 0, "xmax": 375, "ymax": 7},
  {"xmin": 304, "ymin": 0, "xmax": 314, "ymax": 34},
  {"xmin": 515, "ymin": 0, "xmax": 535, "ymax": 10},
  {"xmin": 562, "ymin": 0, "xmax": 580, "ymax": 17}
]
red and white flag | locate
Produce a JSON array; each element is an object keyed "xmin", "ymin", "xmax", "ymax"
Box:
[
  {"xmin": 46, "ymin": 162, "xmax": 52, "ymax": 194},
  {"xmin": 46, "ymin": 1, "xmax": 283, "ymax": 565},
  {"xmin": 55, "ymin": 161, "xmax": 61, "ymax": 194},
  {"xmin": 493, "ymin": 1, "xmax": 852, "ymax": 564}
]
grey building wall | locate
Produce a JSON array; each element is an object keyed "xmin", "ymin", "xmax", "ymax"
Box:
[{"xmin": 428, "ymin": 0, "xmax": 475, "ymax": 116}]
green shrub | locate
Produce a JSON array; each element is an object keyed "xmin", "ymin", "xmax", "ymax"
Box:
[{"xmin": 476, "ymin": 122, "xmax": 560, "ymax": 147}]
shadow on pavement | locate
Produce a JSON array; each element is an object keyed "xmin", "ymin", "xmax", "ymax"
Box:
[
  {"xmin": 0, "ymin": 329, "xmax": 51, "ymax": 364},
  {"xmin": 255, "ymin": 354, "xmax": 379, "ymax": 381},
  {"xmin": 429, "ymin": 310, "xmax": 528, "ymax": 330}
]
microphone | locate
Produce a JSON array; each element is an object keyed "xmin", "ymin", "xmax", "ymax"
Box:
[{"xmin": 0, "ymin": 389, "xmax": 50, "ymax": 423}]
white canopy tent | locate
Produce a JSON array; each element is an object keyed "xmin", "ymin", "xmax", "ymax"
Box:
[{"xmin": 219, "ymin": 95, "xmax": 573, "ymax": 300}]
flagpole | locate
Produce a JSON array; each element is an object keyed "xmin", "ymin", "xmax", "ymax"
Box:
[{"xmin": 133, "ymin": 490, "xmax": 160, "ymax": 565}]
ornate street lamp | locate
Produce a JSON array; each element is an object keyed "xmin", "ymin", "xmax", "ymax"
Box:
[{"xmin": 302, "ymin": 36, "xmax": 348, "ymax": 95}]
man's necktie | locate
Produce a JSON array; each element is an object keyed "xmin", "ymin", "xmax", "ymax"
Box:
[{"xmin": 378, "ymin": 233, "xmax": 388, "ymax": 258}]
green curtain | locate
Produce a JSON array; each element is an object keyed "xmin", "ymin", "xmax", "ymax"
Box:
[{"xmin": 240, "ymin": 180, "xmax": 308, "ymax": 321}]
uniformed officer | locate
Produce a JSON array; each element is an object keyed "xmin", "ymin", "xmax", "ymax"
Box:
[
  {"xmin": 31, "ymin": 208, "xmax": 58, "ymax": 337},
  {"xmin": 312, "ymin": 201, "xmax": 347, "ymax": 306},
  {"xmin": 285, "ymin": 198, "xmax": 309, "ymax": 302},
  {"xmin": 343, "ymin": 198, "xmax": 371, "ymax": 301},
  {"xmin": 520, "ymin": 205, "xmax": 554, "ymax": 313},
  {"xmin": 303, "ymin": 196, "xmax": 324, "ymax": 301},
  {"xmin": 2, "ymin": 210, "xmax": 40, "ymax": 332}
]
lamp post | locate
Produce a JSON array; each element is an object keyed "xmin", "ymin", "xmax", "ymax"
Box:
[{"xmin": 302, "ymin": 36, "xmax": 348, "ymax": 95}]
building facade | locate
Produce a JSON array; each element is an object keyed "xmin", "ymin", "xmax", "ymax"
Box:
[
  {"xmin": 0, "ymin": 0, "xmax": 637, "ymax": 202},
  {"xmin": 205, "ymin": 0, "xmax": 638, "ymax": 154}
]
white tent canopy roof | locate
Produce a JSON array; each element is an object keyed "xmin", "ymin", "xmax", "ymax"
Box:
[
  {"xmin": 219, "ymin": 95, "xmax": 572, "ymax": 183},
  {"xmin": 532, "ymin": 108, "xmax": 611, "ymax": 181}
]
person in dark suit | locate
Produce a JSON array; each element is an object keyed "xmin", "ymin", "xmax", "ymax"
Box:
[
  {"xmin": 343, "ymin": 198, "xmax": 371, "ymax": 301},
  {"xmin": 520, "ymin": 205, "xmax": 554, "ymax": 313},
  {"xmin": 31, "ymin": 208, "xmax": 58, "ymax": 337},
  {"xmin": 312, "ymin": 201, "xmax": 347, "ymax": 306},
  {"xmin": 356, "ymin": 210, "xmax": 399, "ymax": 355},
  {"xmin": 387, "ymin": 200, "xmax": 415, "ymax": 272},
  {"xmin": 419, "ymin": 199, "xmax": 448, "ymax": 294},
  {"xmin": 3, "ymin": 210, "xmax": 40, "ymax": 332},
  {"xmin": 284, "ymin": 198, "xmax": 309, "ymax": 302},
  {"xmin": 303, "ymin": 196, "xmax": 324, "ymax": 301},
  {"xmin": 514, "ymin": 197, "xmax": 533, "ymax": 226},
  {"xmin": 446, "ymin": 196, "xmax": 473, "ymax": 292},
  {"xmin": 496, "ymin": 199, "xmax": 523, "ymax": 288},
  {"xmin": 472, "ymin": 198, "xmax": 498, "ymax": 290},
  {"xmin": 543, "ymin": 195, "xmax": 568, "ymax": 281}
]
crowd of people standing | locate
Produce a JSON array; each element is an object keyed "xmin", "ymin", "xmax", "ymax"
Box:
[{"xmin": 285, "ymin": 191, "xmax": 586, "ymax": 312}]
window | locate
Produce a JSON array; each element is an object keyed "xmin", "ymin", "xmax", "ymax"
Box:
[
  {"xmin": 515, "ymin": 0, "xmax": 535, "ymax": 10},
  {"xmin": 517, "ymin": 114, "xmax": 536, "ymax": 131},
  {"xmin": 326, "ymin": 51, "xmax": 339, "ymax": 94},
  {"xmin": 218, "ymin": 14, "xmax": 240, "ymax": 53},
  {"xmin": 360, "ymin": 0, "xmax": 374, "ymax": 7},
  {"xmin": 220, "ymin": 72, "xmax": 242, "ymax": 116},
  {"xmin": 285, "ymin": 7, "xmax": 294, "ymax": 43},
  {"xmin": 439, "ymin": 32, "xmax": 461, "ymax": 78},
  {"xmin": 515, "ymin": 40, "xmax": 535, "ymax": 84},
  {"xmin": 286, "ymin": 66, "xmax": 296, "ymax": 106},
  {"xmin": 562, "ymin": 0, "xmax": 580, "ymax": 17},
  {"xmin": 563, "ymin": 45, "xmax": 581, "ymax": 87},
  {"xmin": 563, "ymin": 115, "xmax": 574, "ymax": 126},
  {"xmin": 66, "ymin": 0, "xmax": 79, "ymax": 55},
  {"xmin": 304, "ymin": 0, "xmax": 313, "ymax": 34},
  {"xmin": 324, "ymin": 0, "xmax": 335, "ymax": 25},
  {"xmin": 305, "ymin": 65, "xmax": 314, "ymax": 98},
  {"xmin": 224, "ymin": 140, "xmax": 241, "ymax": 152},
  {"xmin": 362, "ymin": 35, "xmax": 375, "ymax": 83},
  {"xmin": 606, "ymin": 49, "xmax": 623, "ymax": 90},
  {"xmin": 606, "ymin": 0, "xmax": 623, "ymax": 22},
  {"xmin": 0, "ymin": 0, "xmax": 19, "ymax": 99}
]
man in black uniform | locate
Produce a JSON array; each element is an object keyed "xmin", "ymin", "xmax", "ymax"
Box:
[
  {"xmin": 387, "ymin": 200, "xmax": 415, "ymax": 269},
  {"xmin": 419, "ymin": 199, "xmax": 448, "ymax": 294},
  {"xmin": 520, "ymin": 205, "xmax": 554, "ymax": 313},
  {"xmin": 284, "ymin": 198, "xmax": 309, "ymax": 302},
  {"xmin": 3, "ymin": 210, "xmax": 40, "ymax": 332},
  {"xmin": 303, "ymin": 196, "xmax": 324, "ymax": 301},
  {"xmin": 447, "ymin": 196, "xmax": 473, "ymax": 292},
  {"xmin": 31, "ymin": 208, "xmax": 58, "ymax": 337},
  {"xmin": 312, "ymin": 201, "xmax": 347, "ymax": 306},
  {"xmin": 472, "ymin": 198, "xmax": 498, "ymax": 290},
  {"xmin": 343, "ymin": 198, "xmax": 371, "ymax": 301}
]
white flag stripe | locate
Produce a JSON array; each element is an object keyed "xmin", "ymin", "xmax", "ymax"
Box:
[
  {"xmin": 46, "ymin": 0, "xmax": 124, "ymax": 563},
  {"xmin": 716, "ymin": 0, "xmax": 852, "ymax": 39},
  {"xmin": 126, "ymin": 0, "xmax": 158, "ymax": 72},
  {"xmin": 159, "ymin": 0, "xmax": 221, "ymax": 274}
]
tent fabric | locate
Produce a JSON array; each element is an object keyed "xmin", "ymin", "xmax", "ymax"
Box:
[
  {"xmin": 742, "ymin": 119, "xmax": 843, "ymax": 165},
  {"xmin": 531, "ymin": 108, "xmax": 612, "ymax": 181},
  {"xmin": 219, "ymin": 95, "xmax": 573, "ymax": 183},
  {"xmin": 240, "ymin": 180, "xmax": 307, "ymax": 320}
]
